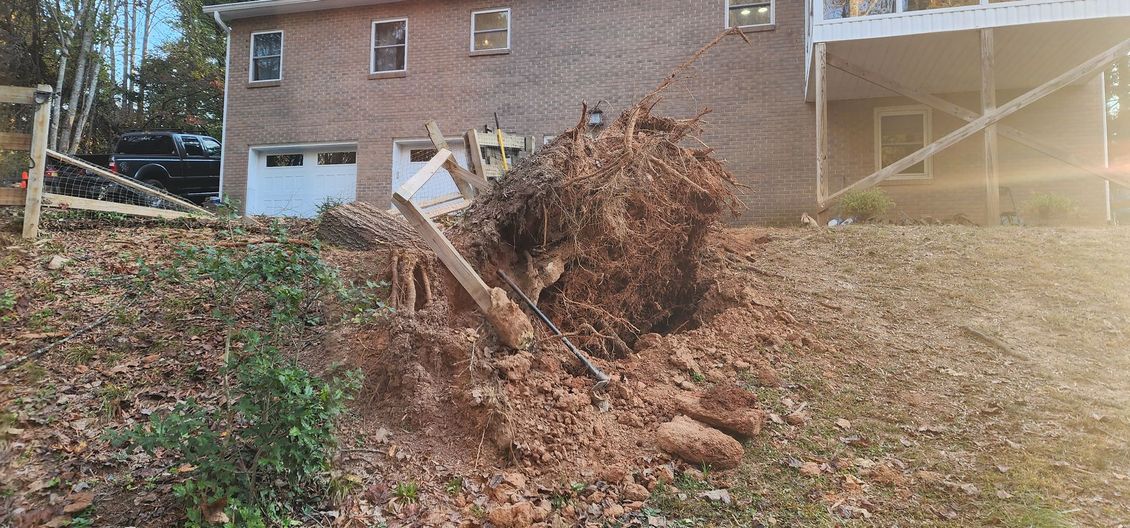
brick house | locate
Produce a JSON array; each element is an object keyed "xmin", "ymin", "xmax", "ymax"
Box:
[{"xmin": 204, "ymin": 0, "xmax": 1130, "ymax": 224}]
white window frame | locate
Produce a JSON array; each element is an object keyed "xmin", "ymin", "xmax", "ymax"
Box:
[
  {"xmin": 725, "ymin": 0, "xmax": 775, "ymax": 29},
  {"xmin": 470, "ymin": 7, "xmax": 511, "ymax": 52},
  {"xmin": 371, "ymin": 17, "xmax": 408, "ymax": 74},
  {"xmin": 874, "ymin": 105, "xmax": 933, "ymax": 181},
  {"xmin": 249, "ymin": 30, "xmax": 284, "ymax": 83}
]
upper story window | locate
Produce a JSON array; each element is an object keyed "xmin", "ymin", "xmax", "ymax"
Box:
[
  {"xmin": 471, "ymin": 8, "xmax": 510, "ymax": 52},
  {"xmin": 875, "ymin": 106, "xmax": 932, "ymax": 180},
  {"xmin": 372, "ymin": 18, "xmax": 407, "ymax": 73},
  {"xmin": 250, "ymin": 31, "xmax": 283, "ymax": 82},
  {"xmin": 727, "ymin": 1, "xmax": 773, "ymax": 28}
]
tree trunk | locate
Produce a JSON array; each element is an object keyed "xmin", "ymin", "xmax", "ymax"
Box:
[
  {"xmin": 59, "ymin": 0, "xmax": 97, "ymax": 152},
  {"xmin": 70, "ymin": 45, "xmax": 102, "ymax": 153},
  {"xmin": 316, "ymin": 201, "xmax": 428, "ymax": 251},
  {"xmin": 138, "ymin": 0, "xmax": 153, "ymax": 116},
  {"xmin": 47, "ymin": 0, "xmax": 82, "ymax": 151}
]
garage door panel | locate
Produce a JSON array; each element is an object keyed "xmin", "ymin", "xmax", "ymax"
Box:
[{"xmin": 247, "ymin": 145, "xmax": 357, "ymax": 218}]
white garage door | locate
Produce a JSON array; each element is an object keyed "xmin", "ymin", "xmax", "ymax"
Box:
[
  {"xmin": 247, "ymin": 145, "xmax": 357, "ymax": 218},
  {"xmin": 393, "ymin": 140, "xmax": 469, "ymax": 206}
]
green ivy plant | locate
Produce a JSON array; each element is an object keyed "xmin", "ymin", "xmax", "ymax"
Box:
[{"xmin": 116, "ymin": 332, "xmax": 361, "ymax": 527}]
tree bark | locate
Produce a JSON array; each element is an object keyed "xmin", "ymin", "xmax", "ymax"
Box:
[
  {"xmin": 316, "ymin": 201, "xmax": 428, "ymax": 251},
  {"xmin": 70, "ymin": 44, "xmax": 102, "ymax": 153},
  {"xmin": 138, "ymin": 0, "xmax": 154, "ymax": 116},
  {"xmin": 47, "ymin": 0, "xmax": 82, "ymax": 151},
  {"xmin": 59, "ymin": 0, "xmax": 97, "ymax": 152}
]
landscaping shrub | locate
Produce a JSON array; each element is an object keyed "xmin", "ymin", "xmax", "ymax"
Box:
[
  {"xmin": 118, "ymin": 230, "xmax": 373, "ymax": 526},
  {"xmin": 839, "ymin": 189, "xmax": 895, "ymax": 220},
  {"xmin": 118, "ymin": 331, "xmax": 361, "ymax": 527},
  {"xmin": 1023, "ymin": 192, "xmax": 1075, "ymax": 222}
]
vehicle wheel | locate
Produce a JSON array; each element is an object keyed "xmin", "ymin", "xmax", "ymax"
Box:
[{"xmin": 139, "ymin": 179, "xmax": 168, "ymax": 208}]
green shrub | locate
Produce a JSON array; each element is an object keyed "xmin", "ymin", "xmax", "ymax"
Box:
[
  {"xmin": 839, "ymin": 189, "xmax": 895, "ymax": 220},
  {"xmin": 116, "ymin": 332, "xmax": 361, "ymax": 527},
  {"xmin": 1023, "ymin": 192, "xmax": 1075, "ymax": 221}
]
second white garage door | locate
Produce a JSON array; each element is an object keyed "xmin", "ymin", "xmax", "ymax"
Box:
[
  {"xmin": 393, "ymin": 139, "xmax": 469, "ymax": 205},
  {"xmin": 246, "ymin": 144, "xmax": 357, "ymax": 218}
]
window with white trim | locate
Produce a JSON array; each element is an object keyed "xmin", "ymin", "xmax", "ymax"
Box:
[
  {"xmin": 250, "ymin": 31, "xmax": 283, "ymax": 82},
  {"xmin": 875, "ymin": 106, "xmax": 932, "ymax": 180},
  {"xmin": 726, "ymin": 0, "xmax": 773, "ymax": 28},
  {"xmin": 471, "ymin": 8, "xmax": 510, "ymax": 52},
  {"xmin": 372, "ymin": 19, "xmax": 407, "ymax": 73}
]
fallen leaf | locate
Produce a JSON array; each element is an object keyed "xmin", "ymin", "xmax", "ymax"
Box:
[
  {"xmin": 996, "ymin": 489, "xmax": 1013, "ymax": 499},
  {"xmin": 835, "ymin": 418, "xmax": 852, "ymax": 430},
  {"xmin": 63, "ymin": 492, "xmax": 93, "ymax": 514}
]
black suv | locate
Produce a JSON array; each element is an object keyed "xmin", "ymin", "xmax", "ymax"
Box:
[{"xmin": 110, "ymin": 132, "xmax": 221, "ymax": 203}]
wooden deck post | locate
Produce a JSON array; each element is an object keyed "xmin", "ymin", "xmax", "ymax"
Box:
[
  {"xmin": 981, "ymin": 29, "xmax": 1001, "ymax": 226},
  {"xmin": 22, "ymin": 85, "xmax": 52, "ymax": 240},
  {"xmin": 815, "ymin": 43, "xmax": 829, "ymax": 205}
]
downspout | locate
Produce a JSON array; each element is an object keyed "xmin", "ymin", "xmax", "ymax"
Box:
[{"xmin": 214, "ymin": 10, "xmax": 232, "ymax": 204}]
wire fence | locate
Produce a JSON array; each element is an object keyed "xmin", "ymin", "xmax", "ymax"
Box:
[{"xmin": 41, "ymin": 150, "xmax": 212, "ymax": 219}]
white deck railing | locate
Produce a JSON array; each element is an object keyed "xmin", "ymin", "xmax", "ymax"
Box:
[{"xmin": 811, "ymin": 0, "xmax": 1130, "ymax": 41}]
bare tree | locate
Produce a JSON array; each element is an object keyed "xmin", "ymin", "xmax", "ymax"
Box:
[
  {"xmin": 58, "ymin": 0, "xmax": 99, "ymax": 152},
  {"xmin": 46, "ymin": 0, "xmax": 85, "ymax": 150}
]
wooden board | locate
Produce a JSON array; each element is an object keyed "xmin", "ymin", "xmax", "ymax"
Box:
[
  {"xmin": 981, "ymin": 29, "xmax": 1001, "ymax": 225},
  {"xmin": 392, "ymin": 193, "xmax": 492, "ymax": 312},
  {"xmin": 425, "ymin": 120, "xmax": 474, "ymax": 199},
  {"xmin": 815, "ymin": 42, "xmax": 829, "ymax": 205},
  {"xmin": 42, "ymin": 193, "xmax": 195, "ymax": 219},
  {"xmin": 0, "ymin": 187, "xmax": 26, "ymax": 206},
  {"xmin": 397, "ymin": 149, "xmax": 452, "ymax": 200},
  {"xmin": 46, "ymin": 149, "xmax": 213, "ymax": 216},
  {"xmin": 0, "ymin": 86, "xmax": 37, "ymax": 105},
  {"xmin": 0, "ymin": 132, "xmax": 32, "ymax": 151},
  {"xmin": 22, "ymin": 86, "xmax": 51, "ymax": 239}
]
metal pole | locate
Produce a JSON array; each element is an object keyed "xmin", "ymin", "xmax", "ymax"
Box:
[{"xmin": 496, "ymin": 270, "xmax": 611, "ymax": 389}]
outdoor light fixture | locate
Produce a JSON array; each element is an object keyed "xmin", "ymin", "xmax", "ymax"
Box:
[
  {"xmin": 33, "ymin": 90, "xmax": 52, "ymax": 105},
  {"xmin": 588, "ymin": 109, "xmax": 604, "ymax": 127}
]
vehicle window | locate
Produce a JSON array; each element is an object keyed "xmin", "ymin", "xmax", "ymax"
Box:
[
  {"xmin": 201, "ymin": 137, "xmax": 222, "ymax": 157},
  {"xmin": 116, "ymin": 134, "xmax": 177, "ymax": 156},
  {"xmin": 182, "ymin": 136, "xmax": 206, "ymax": 157}
]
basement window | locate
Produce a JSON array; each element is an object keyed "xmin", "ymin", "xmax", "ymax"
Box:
[
  {"xmin": 471, "ymin": 8, "xmax": 510, "ymax": 52},
  {"xmin": 727, "ymin": 0, "xmax": 773, "ymax": 29},
  {"xmin": 372, "ymin": 18, "xmax": 407, "ymax": 73},
  {"xmin": 875, "ymin": 106, "xmax": 932, "ymax": 180},
  {"xmin": 250, "ymin": 31, "xmax": 283, "ymax": 82}
]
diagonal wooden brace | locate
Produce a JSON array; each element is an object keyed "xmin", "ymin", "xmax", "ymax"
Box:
[
  {"xmin": 824, "ymin": 36, "xmax": 1130, "ymax": 204},
  {"xmin": 827, "ymin": 53, "xmax": 1130, "ymax": 192}
]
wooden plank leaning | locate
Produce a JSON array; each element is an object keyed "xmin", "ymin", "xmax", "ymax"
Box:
[
  {"xmin": 46, "ymin": 149, "xmax": 213, "ymax": 217},
  {"xmin": 390, "ymin": 151, "xmax": 533, "ymax": 348}
]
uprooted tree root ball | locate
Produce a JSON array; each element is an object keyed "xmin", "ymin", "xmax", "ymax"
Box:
[{"xmin": 456, "ymin": 97, "xmax": 742, "ymax": 354}]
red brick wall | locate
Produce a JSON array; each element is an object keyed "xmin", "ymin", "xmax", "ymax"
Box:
[
  {"xmin": 222, "ymin": 0, "xmax": 817, "ymax": 224},
  {"xmin": 221, "ymin": 0, "xmax": 1109, "ymax": 225}
]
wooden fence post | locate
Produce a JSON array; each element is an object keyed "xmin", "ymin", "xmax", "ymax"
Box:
[{"xmin": 22, "ymin": 84, "xmax": 52, "ymax": 240}]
